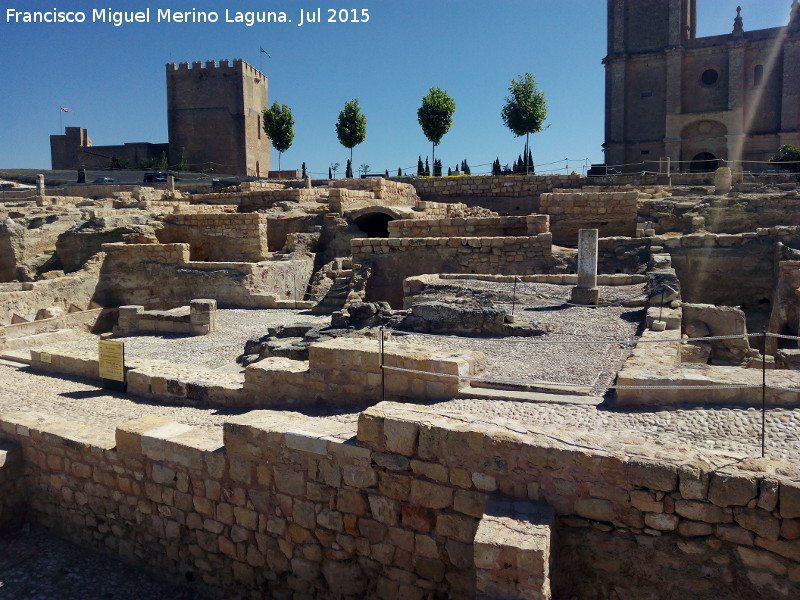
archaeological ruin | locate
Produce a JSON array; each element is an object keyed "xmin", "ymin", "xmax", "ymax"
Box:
[
  {"xmin": 1, "ymin": 163, "xmax": 800, "ymax": 599},
  {"xmin": 1, "ymin": 2, "xmax": 800, "ymax": 598}
]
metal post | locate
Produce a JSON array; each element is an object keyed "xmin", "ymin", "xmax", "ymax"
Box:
[
  {"xmin": 511, "ymin": 276, "xmax": 517, "ymax": 317},
  {"xmin": 293, "ymin": 272, "xmax": 297, "ymax": 310},
  {"xmin": 380, "ymin": 322, "xmax": 385, "ymax": 403},
  {"xmin": 761, "ymin": 328, "xmax": 767, "ymax": 458}
]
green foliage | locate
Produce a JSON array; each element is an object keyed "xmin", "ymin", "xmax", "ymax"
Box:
[
  {"xmin": 302, "ymin": 162, "xmax": 306, "ymax": 178},
  {"xmin": 398, "ymin": 167, "xmax": 403, "ymax": 177},
  {"xmin": 156, "ymin": 151, "xmax": 168, "ymax": 170},
  {"xmin": 433, "ymin": 159, "xmax": 442, "ymax": 177},
  {"xmin": 346, "ymin": 159, "xmax": 353, "ymax": 178},
  {"xmin": 501, "ymin": 73, "xmax": 547, "ymax": 138},
  {"xmin": 359, "ymin": 163, "xmax": 370, "ymax": 177},
  {"xmin": 417, "ymin": 156, "xmax": 424, "ymax": 176},
  {"xmin": 262, "ymin": 102, "xmax": 295, "ymax": 153},
  {"xmin": 336, "ymin": 99, "xmax": 367, "ymax": 157},
  {"xmin": 262, "ymin": 101, "xmax": 295, "ymax": 170},
  {"xmin": 492, "ymin": 158, "xmax": 502, "ymax": 176},
  {"xmin": 425, "ymin": 157, "xmax": 430, "ymax": 177},
  {"xmin": 177, "ymin": 146, "xmax": 188, "ymax": 172},
  {"xmin": 417, "ymin": 87, "xmax": 456, "ymax": 147},
  {"xmin": 771, "ymin": 144, "xmax": 800, "ymax": 172}
]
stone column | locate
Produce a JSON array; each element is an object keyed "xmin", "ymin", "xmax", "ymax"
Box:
[
  {"xmin": 305, "ymin": 173, "xmax": 312, "ymax": 189},
  {"xmin": 35, "ymin": 174, "xmax": 45, "ymax": 197},
  {"xmin": 167, "ymin": 175, "xmax": 175, "ymax": 193},
  {"xmin": 714, "ymin": 167, "xmax": 732, "ymax": 194},
  {"xmin": 570, "ymin": 229, "xmax": 600, "ymax": 305}
]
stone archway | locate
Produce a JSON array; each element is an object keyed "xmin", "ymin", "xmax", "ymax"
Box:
[
  {"xmin": 690, "ymin": 152, "xmax": 722, "ymax": 172},
  {"xmin": 680, "ymin": 120, "xmax": 728, "ymax": 170},
  {"xmin": 353, "ymin": 212, "xmax": 394, "ymax": 238}
]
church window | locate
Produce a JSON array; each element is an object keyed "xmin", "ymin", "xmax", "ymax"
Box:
[
  {"xmin": 754, "ymin": 64, "xmax": 764, "ymax": 86},
  {"xmin": 701, "ymin": 69, "xmax": 719, "ymax": 86}
]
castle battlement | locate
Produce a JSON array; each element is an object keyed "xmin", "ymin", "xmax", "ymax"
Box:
[{"xmin": 165, "ymin": 58, "xmax": 265, "ymax": 80}]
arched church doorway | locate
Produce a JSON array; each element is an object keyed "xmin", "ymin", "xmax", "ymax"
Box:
[{"xmin": 690, "ymin": 152, "xmax": 721, "ymax": 172}]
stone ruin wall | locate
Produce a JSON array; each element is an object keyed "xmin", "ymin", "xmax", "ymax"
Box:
[
  {"xmin": 393, "ymin": 174, "xmax": 583, "ymax": 215},
  {"xmin": 0, "ymin": 402, "xmax": 797, "ymax": 599},
  {"xmin": 157, "ymin": 213, "xmax": 269, "ymax": 262},
  {"xmin": 654, "ymin": 228, "xmax": 800, "ymax": 307},
  {"xmin": 0, "ymin": 254, "xmax": 104, "ymax": 325},
  {"xmin": 351, "ymin": 235, "xmax": 554, "ymax": 307},
  {"xmin": 95, "ymin": 243, "xmax": 313, "ymax": 310},
  {"xmin": 330, "ymin": 178, "xmax": 419, "ymax": 203},
  {"xmin": 387, "ymin": 215, "xmax": 549, "ymax": 238},
  {"xmin": 538, "ymin": 191, "xmax": 639, "ymax": 245}
]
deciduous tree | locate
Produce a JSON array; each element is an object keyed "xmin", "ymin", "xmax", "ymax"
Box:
[
  {"xmin": 501, "ymin": 73, "xmax": 547, "ymax": 175},
  {"xmin": 262, "ymin": 101, "xmax": 295, "ymax": 170},
  {"xmin": 418, "ymin": 87, "xmax": 455, "ymax": 176}
]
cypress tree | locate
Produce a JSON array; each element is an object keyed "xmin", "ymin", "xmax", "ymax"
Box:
[
  {"xmin": 302, "ymin": 162, "xmax": 306, "ymax": 178},
  {"xmin": 448, "ymin": 167, "xmax": 452, "ymax": 176},
  {"xmin": 398, "ymin": 167, "xmax": 402, "ymax": 177},
  {"xmin": 328, "ymin": 167, "xmax": 332, "ymax": 179},
  {"xmin": 417, "ymin": 156, "xmax": 424, "ymax": 176},
  {"xmin": 425, "ymin": 157, "xmax": 430, "ymax": 176},
  {"xmin": 384, "ymin": 169, "xmax": 389, "ymax": 178}
]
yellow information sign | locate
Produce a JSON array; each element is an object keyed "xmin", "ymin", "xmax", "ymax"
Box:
[
  {"xmin": 99, "ymin": 339, "xmax": 125, "ymax": 382},
  {"xmin": 39, "ymin": 352, "xmax": 52, "ymax": 364}
]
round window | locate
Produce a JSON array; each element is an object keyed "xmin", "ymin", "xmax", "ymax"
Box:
[{"xmin": 701, "ymin": 69, "xmax": 719, "ymax": 86}]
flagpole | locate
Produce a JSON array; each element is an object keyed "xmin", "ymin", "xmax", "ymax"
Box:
[{"xmin": 59, "ymin": 108, "xmax": 62, "ymax": 134}]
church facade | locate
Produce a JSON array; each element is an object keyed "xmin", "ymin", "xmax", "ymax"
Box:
[{"xmin": 603, "ymin": 0, "xmax": 800, "ymax": 171}]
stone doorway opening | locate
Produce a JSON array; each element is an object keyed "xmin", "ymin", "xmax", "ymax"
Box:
[
  {"xmin": 354, "ymin": 212, "xmax": 393, "ymax": 238},
  {"xmin": 690, "ymin": 152, "xmax": 722, "ymax": 172}
]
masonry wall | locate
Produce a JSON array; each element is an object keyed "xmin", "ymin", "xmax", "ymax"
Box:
[
  {"xmin": 1, "ymin": 402, "xmax": 798, "ymax": 599},
  {"xmin": 157, "ymin": 213, "xmax": 269, "ymax": 262},
  {"xmin": 393, "ymin": 174, "xmax": 583, "ymax": 214},
  {"xmin": 96, "ymin": 243, "xmax": 313, "ymax": 309},
  {"xmin": 0, "ymin": 254, "xmax": 103, "ymax": 325},
  {"xmin": 351, "ymin": 235, "xmax": 554, "ymax": 307},
  {"xmin": 387, "ymin": 215, "xmax": 549, "ymax": 238},
  {"xmin": 538, "ymin": 191, "xmax": 639, "ymax": 246},
  {"xmin": 657, "ymin": 227, "xmax": 800, "ymax": 307}
]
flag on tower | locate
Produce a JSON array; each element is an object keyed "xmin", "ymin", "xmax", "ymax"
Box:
[
  {"xmin": 259, "ymin": 48, "xmax": 271, "ymax": 58},
  {"xmin": 60, "ymin": 107, "xmax": 69, "ymax": 112}
]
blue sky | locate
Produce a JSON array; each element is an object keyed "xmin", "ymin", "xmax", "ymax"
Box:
[{"xmin": 0, "ymin": 0, "xmax": 794, "ymax": 176}]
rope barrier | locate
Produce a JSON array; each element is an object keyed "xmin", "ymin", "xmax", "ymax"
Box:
[
  {"xmin": 380, "ymin": 364, "xmax": 768, "ymax": 391},
  {"xmin": 389, "ymin": 330, "xmax": 761, "ymax": 345}
]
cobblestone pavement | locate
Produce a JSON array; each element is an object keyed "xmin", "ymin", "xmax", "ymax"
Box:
[{"xmin": 0, "ymin": 526, "xmax": 211, "ymax": 600}]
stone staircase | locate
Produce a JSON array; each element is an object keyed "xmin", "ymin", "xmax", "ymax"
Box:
[{"xmin": 312, "ymin": 258, "xmax": 354, "ymax": 314}]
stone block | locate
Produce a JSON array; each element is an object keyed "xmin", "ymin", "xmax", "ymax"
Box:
[
  {"xmin": 628, "ymin": 458, "xmax": 677, "ymax": 492},
  {"xmin": 708, "ymin": 472, "xmax": 758, "ymax": 507}
]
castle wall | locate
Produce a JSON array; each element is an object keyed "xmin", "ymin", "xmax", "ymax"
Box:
[{"xmin": 0, "ymin": 402, "xmax": 798, "ymax": 599}]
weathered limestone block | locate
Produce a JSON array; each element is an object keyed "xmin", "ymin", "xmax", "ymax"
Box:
[{"xmin": 475, "ymin": 496, "xmax": 554, "ymax": 600}]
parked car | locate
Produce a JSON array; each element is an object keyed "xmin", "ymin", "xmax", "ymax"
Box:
[
  {"xmin": 143, "ymin": 171, "xmax": 170, "ymax": 183},
  {"xmin": 92, "ymin": 177, "xmax": 118, "ymax": 184}
]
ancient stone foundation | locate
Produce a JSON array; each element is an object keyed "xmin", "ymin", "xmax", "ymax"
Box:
[{"xmin": 0, "ymin": 402, "xmax": 798, "ymax": 599}]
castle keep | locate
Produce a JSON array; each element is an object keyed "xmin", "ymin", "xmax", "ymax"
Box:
[
  {"xmin": 604, "ymin": 0, "xmax": 800, "ymax": 171},
  {"xmin": 50, "ymin": 59, "xmax": 270, "ymax": 176}
]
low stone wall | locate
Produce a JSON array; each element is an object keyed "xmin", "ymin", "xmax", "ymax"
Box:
[
  {"xmin": 394, "ymin": 174, "xmax": 583, "ymax": 202},
  {"xmin": 538, "ymin": 191, "xmax": 639, "ymax": 245},
  {"xmin": 96, "ymin": 243, "xmax": 314, "ymax": 309},
  {"xmin": 330, "ymin": 178, "xmax": 419, "ymax": 205},
  {"xmin": 403, "ymin": 273, "xmax": 648, "ymax": 304},
  {"xmin": 352, "ymin": 235, "xmax": 554, "ymax": 307},
  {"xmin": 243, "ymin": 338, "xmax": 485, "ymax": 406},
  {"xmin": 387, "ymin": 215, "xmax": 549, "ymax": 238},
  {"xmin": 116, "ymin": 299, "xmax": 218, "ymax": 336},
  {"xmin": 615, "ymin": 329, "xmax": 800, "ymax": 406},
  {"xmin": 1, "ymin": 401, "xmax": 798, "ymax": 599},
  {"xmin": 598, "ymin": 236, "xmax": 652, "ymax": 274},
  {"xmin": 238, "ymin": 189, "xmax": 327, "ymax": 211},
  {"xmin": 0, "ymin": 440, "xmax": 25, "ymax": 530},
  {"xmin": 158, "ymin": 213, "xmax": 269, "ymax": 262},
  {"xmin": 0, "ymin": 254, "xmax": 104, "ymax": 325}
]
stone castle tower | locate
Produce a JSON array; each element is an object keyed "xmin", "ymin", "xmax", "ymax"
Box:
[
  {"xmin": 604, "ymin": 0, "xmax": 800, "ymax": 171},
  {"xmin": 166, "ymin": 59, "xmax": 271, "ymax": 177}
]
